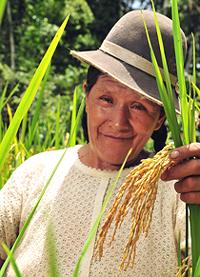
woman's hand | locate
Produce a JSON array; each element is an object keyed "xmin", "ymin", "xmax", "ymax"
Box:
[{"xmin": 161, "ymin": 143, "xmax": 200, "ymax": 204}]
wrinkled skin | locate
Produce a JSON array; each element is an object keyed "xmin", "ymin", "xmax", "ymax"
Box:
[
  {"xmin": 161, "ymin": 143, "xmax": 200, "ymax": 204},
  {"xmin": 79, "ymin": 75, "xmax": 164, "ymax": 170}
]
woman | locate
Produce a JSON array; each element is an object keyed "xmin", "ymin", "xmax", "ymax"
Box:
[{"xmin": 0, "ymin": 9, "xmax": 200, "ymax": 277}]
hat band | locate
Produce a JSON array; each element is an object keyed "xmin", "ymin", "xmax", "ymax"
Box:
[{"xmin": 100, "ymin": 40, "xmax": 177, "ymax": 86}]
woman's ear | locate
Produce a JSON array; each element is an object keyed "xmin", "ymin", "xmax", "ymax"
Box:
[
  {"xmin": 83, "ymin": 81, "xmax": 87, "ymax": 95},
  {"xmin": 154, "ymin": 115, "xmax": 165, "ymax": 131},
  {"xmin": 83, "ymin": 81, "xmax": 89, "ymax": 113}
]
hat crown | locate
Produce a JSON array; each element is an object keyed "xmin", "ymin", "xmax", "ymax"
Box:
[{"xmin": 104, "ymin": 10, "xmax": 187, "ymax": 75}]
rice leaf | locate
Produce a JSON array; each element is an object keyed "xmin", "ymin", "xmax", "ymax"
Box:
[
  {"xmin": 192, "ymin": 83, "xmax": 200, "ymax": 98},
  {"xmin": 47, "ymin": 223, "xmax": 60, "ymax": 277},
  {"xmin": 151, "ymin": 0, "xmax": 176, "ymax": 109},
  {"xmin": 0, "ymin": 15, "xmax": 69, "ymax": 172},
  {"xmin": 142, "ymin": 11, "xmax": 182, "ymax": 147},
  {"xmin": 1, "ymin": 242, "xmax": 22, "ymax": 277},
  {"xmin": 20, "ymin": 114, "xmax": 28, "ymax": 145},
  {"xmin": 0, "ymin": 84, "xmax": 8, "ymax": 113},
  {"xmin": 69, "ymin": 97, "xmax": 85, "ymax": 147},
  {"xmin": 55, "ymin": 95, "xmax": 61, "ymax": 149},
  {"xmin": 27, "ymin": 64, "xmax": 51, "ymax": 149},
  {"xmin": 69, "ymin": 87, "xmax": 77, "ymax": 146},
  {"xmin": 194, "ymin": 256, "xmax": 200, "ymax": 277},
  {"xmin": 2, "ymin": 84, "xmax": 19, "ymax": 109},
  {"xmin": 0, "ymin": 84, "xmax": 8, "ymax": 142},
  {"xmin": 189, "ymin": 205, "xmax": 200, "ymax": 275},
  {"xmin": 177, "ymin": 231, "xmax": 182, "ymax": 267},
  {"xmin": 172, "ymin": 0, "xmax": 189, "ymax": 144},
  {"xmin": 0, "ymin": 0, "xmax": 7, "ymax": 26},
  {"xmin": 192, "ymin": 33, "xmax": 196, "ymax": 86}
]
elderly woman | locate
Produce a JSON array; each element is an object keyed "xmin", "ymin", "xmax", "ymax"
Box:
[{"xmin": 0, "ymin": 9, "xmax": 200, "ymax": 277}]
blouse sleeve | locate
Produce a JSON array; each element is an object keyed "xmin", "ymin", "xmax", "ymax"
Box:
[
  {"xmin": 0, "ymin": 149, "xmax": 65, "ymax": 261},
  {"xmin": 0, "ymin": 152, "xmax": 48, "ymax": 260}
]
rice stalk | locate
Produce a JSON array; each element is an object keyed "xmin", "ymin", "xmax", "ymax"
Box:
[
  {"xmin": 95, "ymin": 144, "xmax": 174, "ymax": 270},
  {"xmin": 146, "ymin": 0, "xmax": 200, "ymax": 274},
  {"xmin": 26, "ymin": 65, "xmax": 50, "ymax": 149},
  {"xmin": 193, "ymin": 256, "xmax": 200, "ymax": 277},
  {"xmin": 176, "ymin": 256, "xmax": 192, "ymax": 277},
  {"xmin": 47, "ymin": 222, "xmax": 60, "ymax": 277},
  {"xmin": 55, "ymin": 95, "xmax": 61, "ymax": 149}
]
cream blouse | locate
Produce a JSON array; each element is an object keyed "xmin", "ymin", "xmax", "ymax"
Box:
[{"xmin": 0, "ymin": 145, "xmax": 185, "ymax": 276}]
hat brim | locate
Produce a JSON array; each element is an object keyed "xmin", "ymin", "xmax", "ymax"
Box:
[{"xmin": 71, "ymin": 49, "xmax": 180, "ymax": 113}]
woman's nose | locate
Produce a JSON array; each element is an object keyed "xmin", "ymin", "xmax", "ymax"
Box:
[{"xmin": 112, "ymin": 108, "xmax": 130, "ymax": 131}]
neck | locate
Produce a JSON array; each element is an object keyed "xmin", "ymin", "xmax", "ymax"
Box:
[{"xmin": 78, "ymin": 144, "xmax": 150, "ymax": 171}]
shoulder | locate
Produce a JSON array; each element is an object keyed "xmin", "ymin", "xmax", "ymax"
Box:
[
  {"xmin": 3, "ymin": 145, "xmax": 81, "ymax": 192},
  {"xmin": 15, "ymin": 145, "xmax": 80, "ymax": 174}
]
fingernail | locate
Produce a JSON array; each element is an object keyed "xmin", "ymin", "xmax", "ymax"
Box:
[{"xmin": 170, "ymin": 150, "xmax": 179, "ymax": 159}]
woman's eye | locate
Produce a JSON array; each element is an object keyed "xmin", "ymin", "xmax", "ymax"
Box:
[
  {"xmin": 99, "ymin": 96, "xmax": 113, "ymax": 104},
  {"xmin": 130, "ymin": 102, "xmax": 147, "ymax": 111}
]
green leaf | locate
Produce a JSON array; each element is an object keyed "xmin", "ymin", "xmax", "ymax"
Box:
[
  {"xmin": 27, "ymin": 65, "xmax": 51, "ymax": 149},
  {"xmin": 142, "ymin": 10, "xmax": 182, "ymax": 147},
  {"xmin": 194, "ymin": 256, "xmax": 200, "ymax": 277},
  {"xmin": 172, "ymin": 0, "xmax": 189, "ymax": 144},
  {"xmin": 69, "ymin": 97, "xmax": 85, "ymax": 147},
  {"xmin": 47, "ymin": 223, "xmax": 60, "ymax": 277},
  {"xmin": 1, "ymin": 242, "xmax": 22, "ymax": 277},
  {"xmin": 189, "ymin": 205, "xmax": 200, "ymax": 275},
  {"xmin": 69, "ymin": 87, "xmax": 78, "ymax": 146},
  {"xmin": 0, "ymin": 0, "xmax": 7, "ymax": 26},
  {"xmin": 55, "ymin": 95, "xmax": 61, "ymax": 149}
]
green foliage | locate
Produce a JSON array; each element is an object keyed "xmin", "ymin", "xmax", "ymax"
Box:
[
  {"xmin": 0, "ymin": 15, "xmax": 69, "ymax": 176},
  {"xmin": 0, "ymin": 0, "xmax": 7, "ymax": 26}
]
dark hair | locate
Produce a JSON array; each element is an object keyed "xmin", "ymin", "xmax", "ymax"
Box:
[{"xmin": 82, "ymin": 66, "xmax": 167, "ymax": 152}]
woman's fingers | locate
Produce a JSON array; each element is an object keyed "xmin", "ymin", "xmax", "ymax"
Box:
[
  {"xmin": 161, "ymin": 158, "xmax": 200, "ymax": 180},
  {"xmin": 174, "ymin": 177, "xmax": 200, "ymax": 193},
  {"xmin": 160, "ymin": 143, "xmax": 200, "ymax": 204},
  {"xmin": 169, "ymin": 143, "xmax": 200, "ymax": 161}
]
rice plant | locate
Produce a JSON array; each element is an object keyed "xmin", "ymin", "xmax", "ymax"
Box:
[{"xmin": 144, "ymin": 1, "xmax": 200, "ymax": 275}]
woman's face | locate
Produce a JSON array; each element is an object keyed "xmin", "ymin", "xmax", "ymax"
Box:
[{"xmin": 84, "ymin": 75, "xmax": 164, "ymax": 170}]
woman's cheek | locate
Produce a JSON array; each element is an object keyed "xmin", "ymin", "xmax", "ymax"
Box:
[{"xmin": 130, "ymin": 115, "xmax": 156, "ymax": 135}]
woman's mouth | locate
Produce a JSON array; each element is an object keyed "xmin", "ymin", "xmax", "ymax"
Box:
[{"xmin": 102, "ymin": 134, "xmax": 133, "ymax": 140}]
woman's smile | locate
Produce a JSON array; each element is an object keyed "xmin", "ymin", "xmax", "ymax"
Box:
[{"xmin": 100, "ymin": 133, "xmax": 134, "ymax": 141}]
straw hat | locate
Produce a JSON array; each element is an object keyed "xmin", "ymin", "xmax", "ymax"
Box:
[{"xmin": 71, "ymin": 10, "xmax": 187, "ymax": 111}]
